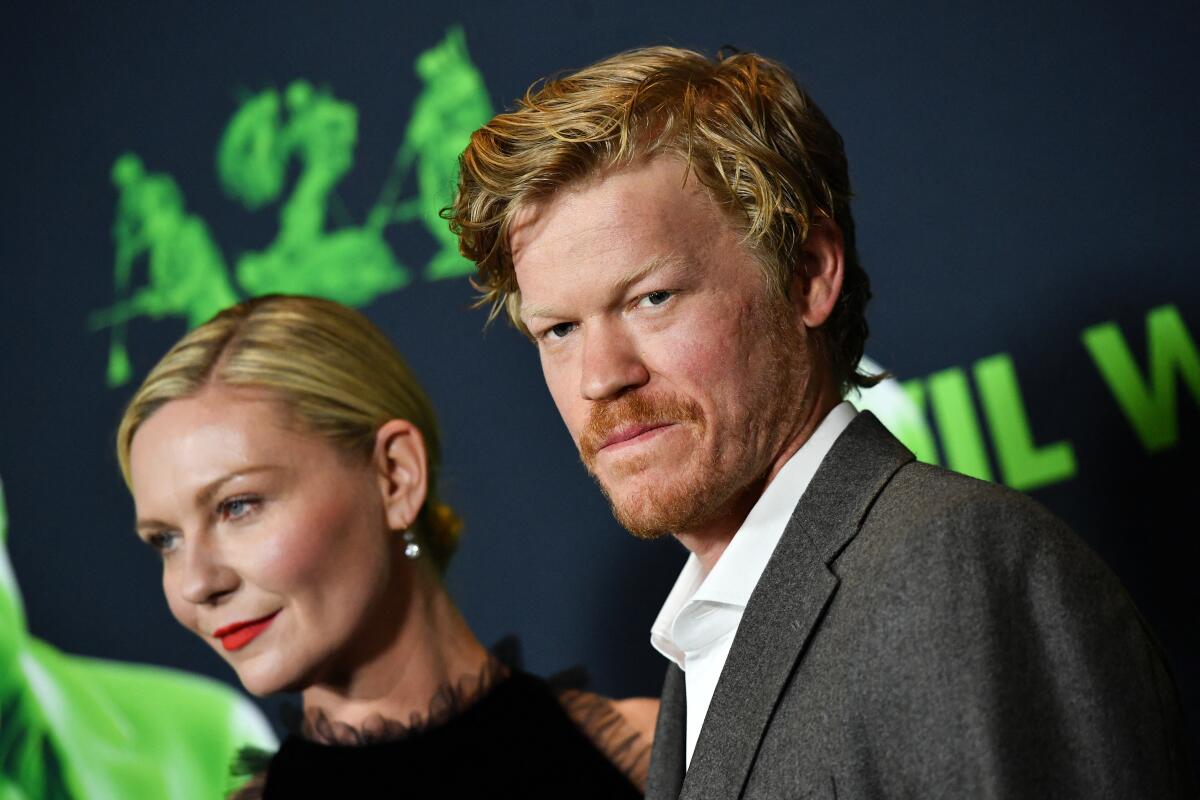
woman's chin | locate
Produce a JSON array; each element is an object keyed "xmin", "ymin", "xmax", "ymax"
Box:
[
  {"xmin": 235, "ymin": 673, "xmax": 278, "ymax": 697},
  {"xmin": 232, "ymin": 660, "xmax": 298, "ymax": 697}
]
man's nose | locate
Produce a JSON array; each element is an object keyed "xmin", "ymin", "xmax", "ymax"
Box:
[
  {"xmin": 178, "ymin": 535, "xmax": 239, "ymax": 606},
  {"xmin": 580, "ymin": 322, "xmax": 650, "ymax": 401}
]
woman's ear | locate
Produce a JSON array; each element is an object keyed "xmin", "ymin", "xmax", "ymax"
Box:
[
  {"xmin": 789, "ymin": 217, "xmax": 845, "ymax": 329},
  {"xmin": 372, "ymin": 419, "xmax": 429, "ymax": 532}
]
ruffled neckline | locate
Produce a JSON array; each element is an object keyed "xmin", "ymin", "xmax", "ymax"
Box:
[
  {"xmin": 287, "ymin": 653, "xmax": 510, "ymax": 747},
  {"xmin": 229, "ymin": 639, "xmax": 651, "ymax": 797}
]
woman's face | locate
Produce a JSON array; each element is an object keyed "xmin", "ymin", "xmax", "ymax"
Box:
[{"xmin": 129, "ymin": 385, "xmax": 405, "ymax": 696}]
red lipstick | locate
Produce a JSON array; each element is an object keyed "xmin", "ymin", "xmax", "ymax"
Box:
[{"xmin": 213, "ymin": 611, "xmax": 279, "ymax": 652}]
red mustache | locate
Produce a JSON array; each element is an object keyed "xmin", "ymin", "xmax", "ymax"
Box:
[{"xmin": 579, "ymin": 392, "xmax": 704, "ymax": 465}]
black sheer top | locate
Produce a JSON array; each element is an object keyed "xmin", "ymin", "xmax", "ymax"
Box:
[{"xmin": 231, "ymin": 658, "xmax": 647, "ymax": 799}]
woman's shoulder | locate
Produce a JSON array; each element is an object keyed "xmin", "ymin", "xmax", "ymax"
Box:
[{"xmin": 555, "ymin": 684, "xmax": 658, "ymax": 791}]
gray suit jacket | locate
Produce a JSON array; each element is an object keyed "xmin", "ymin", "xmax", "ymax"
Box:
[{"xmin": 646, "ymin": 412, "xmax": 1193, "ymax": 799}]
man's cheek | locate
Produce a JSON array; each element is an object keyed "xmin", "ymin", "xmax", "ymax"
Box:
[{"xmin": 565, "ymin": 408, "xmax": 588, "ymax": 447}]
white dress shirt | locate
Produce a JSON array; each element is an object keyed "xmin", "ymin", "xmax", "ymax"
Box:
[{"xmin": 649, "ymin": 401, "xmax": 857, "ymax": 767}]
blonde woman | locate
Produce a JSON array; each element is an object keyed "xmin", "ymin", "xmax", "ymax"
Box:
[{"xmin": 117, "ymin": 294, "xmax": 654, "ymax": 797}]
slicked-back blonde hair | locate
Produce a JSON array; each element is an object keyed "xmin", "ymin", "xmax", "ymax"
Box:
[
  {"xmin": 116, "ymin": 295, "xmax": 463, "ymax": 573},
  {"xmin": 450, "ymin": 45, "xmax": 877, "ymax": 392}
]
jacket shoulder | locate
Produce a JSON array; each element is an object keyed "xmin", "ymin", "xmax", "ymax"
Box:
[
  {"xmin": 812, "ymin": 463, "xmax": 1193, "ymax": 797},
  {"xmin": 836, "ymin": 460, "xmax": 1144, "ymax": 642},
  {"xmin": 858, "ymin": 460, "xmax": 1084, "ymax": 570}
]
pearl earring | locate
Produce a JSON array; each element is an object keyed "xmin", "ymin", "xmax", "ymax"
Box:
[{"xmin": 402, "ymin": 529, "xmax": 421, "ymax": 560}]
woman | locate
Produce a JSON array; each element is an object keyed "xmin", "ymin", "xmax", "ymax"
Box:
[{"xmin": 116, "ymin": 294, "xmax": 654, "ymax": 797}]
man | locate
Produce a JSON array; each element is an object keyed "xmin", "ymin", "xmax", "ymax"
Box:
[{"xmin": 450, "ymin": 47, "xmax": 1193, "ymax": 798}]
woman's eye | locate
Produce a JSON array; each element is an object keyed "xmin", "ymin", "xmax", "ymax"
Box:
[
  {"xmin": 218, "ymin": 496, "xmax": 260, "ymax": 522},
  {"xmin": 146, "ymin": 531, "xmax": 179, "ymax": 554},
  {"xmin": 637, "ymin": 290, "xmax": 673, "ymax": 308}
]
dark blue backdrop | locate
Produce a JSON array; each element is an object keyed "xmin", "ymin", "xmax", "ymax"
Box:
[{"xmin": 3, "ymin": 0, "xmax": 1197, "ymax": 764}]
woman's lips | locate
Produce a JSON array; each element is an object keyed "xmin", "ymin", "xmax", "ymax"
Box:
[{"xmin": 214, "ymin": 611, "xmax": 279, "ymax": 652}]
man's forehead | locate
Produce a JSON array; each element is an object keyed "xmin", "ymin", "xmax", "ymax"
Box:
[
  {"xmin": 507, "ymin": 200, "xmax": 549, "ymax": 264},
  {"xmin": 508, "ymin": 183, "xmax": 618, "ymax": 263},
  {"xmin": 508, "ymin": 158, "xmax": 709, "ymax": 264},
  {"xmin": 513, "ymin": 158, "xmax": 715, "ymax": 248}
]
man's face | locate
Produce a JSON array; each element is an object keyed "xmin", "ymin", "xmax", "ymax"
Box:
[{"xmin": 510, "ymin": 156, "xmax": 813, "ymax": 538}]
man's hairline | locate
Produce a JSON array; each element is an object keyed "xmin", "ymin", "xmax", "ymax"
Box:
[{"xmin": 503, "ymin": 149, "xmax": 717, "ymax": 267}]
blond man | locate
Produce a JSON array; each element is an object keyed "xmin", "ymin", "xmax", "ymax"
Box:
[{"xmin": 451, "ymin": 47, "xmax": 1193, "ymax": 798}]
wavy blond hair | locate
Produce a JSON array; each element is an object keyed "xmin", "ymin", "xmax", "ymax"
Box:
[
  {"xmin": 450, "ymin": 45, "xmax": 877, "ymax": 392},
  {"xmin": 116, "ymin": 295, "xmax": 463, "ymax": 573}
]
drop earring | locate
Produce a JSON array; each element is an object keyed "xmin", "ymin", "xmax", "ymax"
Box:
[{"xmin": 402, "ymin": 529, "xmax": 422, "ymax": 560}]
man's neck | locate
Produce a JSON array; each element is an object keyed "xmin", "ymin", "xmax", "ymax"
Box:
[{"xmin": 676, "ymin": 389, "xmax": 841, "ymax": 574}]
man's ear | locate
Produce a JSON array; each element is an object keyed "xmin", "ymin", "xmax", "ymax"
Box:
[
  {"xmin": 789, "ymin": 217, "xmax": 845, "ymax": 329},
  {"xmin": 372, "ymin": 419, "xmax": 429, "ymax": 532}
]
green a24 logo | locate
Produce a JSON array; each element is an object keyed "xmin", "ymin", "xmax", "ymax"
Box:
[{"xmin": 89, "ymin": 26, "xmax": 490, "ymax": 387}]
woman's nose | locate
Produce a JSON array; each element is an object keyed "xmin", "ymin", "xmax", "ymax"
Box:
[{"xmin": 177, "ymin": 536, "xmax": 239, "ymax": 606}]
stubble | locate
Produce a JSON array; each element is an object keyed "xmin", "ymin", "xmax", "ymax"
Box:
[{"xmin": 579, "ymin": 291, "xmax": 809, "ymax": 540}]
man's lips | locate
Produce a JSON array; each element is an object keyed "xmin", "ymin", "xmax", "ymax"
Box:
[
  {"xmin": 213, "ymin": 611, "xmax": 279, "ymax": 652},
  {"xmin": 599, "ymin": 422, "xmax": 675, "ymax": 453}
]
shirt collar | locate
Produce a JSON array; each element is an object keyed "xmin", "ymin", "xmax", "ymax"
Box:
[{"xmin": 650, "ymin": 401, "xmax": 858, "ymax": 667}]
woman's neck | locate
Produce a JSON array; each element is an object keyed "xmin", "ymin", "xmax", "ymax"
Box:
[{"xmin": 299, "ymin": 565, "xmax": 490, "ymax": 731}]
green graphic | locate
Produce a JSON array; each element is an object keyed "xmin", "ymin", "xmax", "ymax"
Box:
[
  {"xmin": 870, "ymin": 358, "xmax": 1076, "ymax": 490},
  {"xmin": 926, "ymin": 366, "xmax": 995, "ymax": 482},
  {"xmin": 850, "ymin": 356, "xmax": 939, "ymax": 465},
  {"xmin": 89, "ymin": 26, "xmax": 492, "ymax": 387},
  {"xmin": 371, "ymin": 26, "xmax": 493, "ymax": 280},
  {"xmin": 219, "ymin": 81, "xmax": 408, "ymax": 303},
  {"xmin": 896, "ymin": 380, "xmax": 939, "ymax": 465},
  {"xmin": 1083, "ymin": 304, "xmax": 1200, "ymax": 453},
  {"xmin": 974, "ymin": 354, "xmax": 1076, "ymax": 491},
  {"xmin": 89, "ymin": 156, "xmax": 240, "ymax": 388},
  {"xmin": 859, "ymin": 304, "xmax": 1196, "ymax": 493},
  {"xmin": 0, "ymin": 476, "xmax": 276, "ymax": 799}
]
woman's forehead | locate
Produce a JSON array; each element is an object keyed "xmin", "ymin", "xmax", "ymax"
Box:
[{"xmin": 130, "ymin": 389, "xmax": 309, "ymax": 491}]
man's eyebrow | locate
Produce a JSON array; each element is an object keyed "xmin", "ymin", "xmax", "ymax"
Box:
[
  {"xmin": 518, "ymin": 301, "xmax": 557, "ymax": 324},
  {"xmin": 134, "ymin": 465, "xmax": 280, "ymax": 532},
  {"xmin": 519, "ymin": 254, "xmax": 690, "ymax": 324},
  {"xmin": 611, "ymin": 253, "xmax": 690, "ymax": 297}
]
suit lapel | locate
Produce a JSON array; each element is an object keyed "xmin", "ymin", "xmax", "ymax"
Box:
[
  {"xmin": 680, "ymin": 413, "xmax": 913, "ymax": 799},
  {"xmin": 646, "ymin": 664, "xmax": 687, "ymax": 800}
]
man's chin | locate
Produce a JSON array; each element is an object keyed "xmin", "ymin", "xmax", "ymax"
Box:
[
  {"xmin": 601, "ymin": 475, "xmax": 712, "ymax": 541},
  {"xmin": 611, "ymin": 503, "xmax": 676, "ymax": 540},
  {"xmin": 591, "ymin": 451, "xmax": 685, "ymax": 488}
]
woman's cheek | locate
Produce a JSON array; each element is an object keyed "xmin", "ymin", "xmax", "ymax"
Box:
[
  {"xmin": 163, "ymin": 575, "xmax": 199, "ymax": 634},
  {"xmin": 260, "ymin": 487, "xmax": 366, "ymax": 589},
  {"xmin": 256, "ymin": 516, "xmax": 329, "ymax": 589}
]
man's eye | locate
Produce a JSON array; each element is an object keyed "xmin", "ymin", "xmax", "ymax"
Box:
[
  {"xmin": 219, "ymin": 496, "xmax": 260, "ymax": 522},
  {"xmin": 545, "ymin": 322, "xmax": 577, "ymax": 340},
  {"xmin": 637, "ymin": 290, "xmax": 673, "ymax": 308}
]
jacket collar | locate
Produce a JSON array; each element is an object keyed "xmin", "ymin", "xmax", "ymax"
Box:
[{"xmin": 676, "ymin": 412, "xmax": 914, "ymax": 799}]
